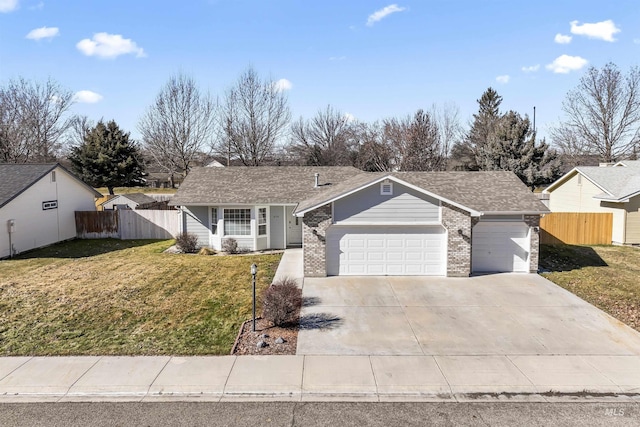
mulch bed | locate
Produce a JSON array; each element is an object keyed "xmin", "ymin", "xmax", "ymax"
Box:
[{"xmin": 231, "ymin": 317, "xmax": 299, "ymax": 355}]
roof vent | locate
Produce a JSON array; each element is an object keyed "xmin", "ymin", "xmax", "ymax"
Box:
[{"xmin": 314, "ymin": 173, "xmax": 320, "ymax": 188}]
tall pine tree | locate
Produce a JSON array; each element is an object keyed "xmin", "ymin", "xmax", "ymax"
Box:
[
  {"xmin": 476, "ymin": 111, "xmax": 563, "ymax": 189},
  {"xmin": 69, "ymin": 120, "xmax": 145, "ymax": 194},
  {"xmin": 451, "ymin": 87, "xmax": 503, "ymax": 170}
]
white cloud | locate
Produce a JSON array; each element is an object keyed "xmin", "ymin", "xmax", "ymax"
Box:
[
  {"xmin": 366, "ymin": 4, "xmax": 406, "ymax": 26},
  {"xmin": 76, "ymin": 32, "xmax": 146, "ymax": 59},
  {"xmin": 273, "ymin": 78, "xmax": 292, "ymax": 92},
  {"xmin": 0, "ymin": 0, "xmax": 18, "ymax": 12},
  {"xmin": 25, "ymin": 26, "xmax": 59, "ymax": 41},
  {"xmin": 521, "ymin": 64, "xmax": 540, "ymax": 73},
  {"xmin": 554, "ymin": 33, "xmax": 572, "ymax": 44},
  {"xmin": 496, "ymin": 75, "xmax": 510, "ymax": 84},
  {"xmin": 73, "ymin": 90, "xmax": 103, "ymax": 104},
  {"xmin": 344, "ymin": 112, "xmax": 356, "ymax": 123},
  {"xmin": 634, "ymin": 39, "xmax": 640, "ymax": 44},
  {"xmin": 570, "ymin": 19, "xmax": 620, "ymax": 42},
  {"xmin": 546, "ymin": 54, "xmax": 588, "ymax": 74},
  {"xmin": 29, "ymin": 1, "xmax": 43, "ymax": 10}
]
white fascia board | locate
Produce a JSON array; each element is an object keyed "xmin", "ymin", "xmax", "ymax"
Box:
[{"xmin": 543, "ymin": 168, "xmax": 613, "ymax": 197}]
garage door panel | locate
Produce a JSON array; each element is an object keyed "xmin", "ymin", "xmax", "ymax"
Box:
[
  {"xmin": 326, "ymin": 226, "xmax": 446, "ymax": 276},
  {"xmin": 472, "ymin": 222, "xmax": 530, "ymax": 273}
]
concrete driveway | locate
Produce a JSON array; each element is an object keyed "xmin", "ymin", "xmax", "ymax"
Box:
[{"xmin": 297, "ymin": 274, "xmax": 640, "ymax": 356}]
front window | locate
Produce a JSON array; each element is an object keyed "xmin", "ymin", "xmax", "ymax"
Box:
[
  {"xmin": 211, "ymin": 208, "xmax": 218, "ymax": 234},
  {"xmin": 224, "ymin": 208, "xmax": 251, "ymax": 235},
  {"xmin": 258, "ymin": 208, "xmax": 267, "ymax": 236}
]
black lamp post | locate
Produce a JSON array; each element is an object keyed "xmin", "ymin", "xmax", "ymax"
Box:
[{"xmin": 251, "ymin": 263, "xmax": 257, "ymax": 332}]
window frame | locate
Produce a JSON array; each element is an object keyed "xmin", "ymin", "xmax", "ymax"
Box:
[
  {"xmin": 211, "ymin": 207, "xmax": 218, "ymax": 235},
  {"xmin": 223, "ymin": 208, "xmax": 251, "ymax": 236},
  {"xmin": 258, "ymin": 207, "xmax": 267, "ymax": 236},
  {"xmin": 42, "ymin": 200, "xmax": 58, "ymax": 210}
]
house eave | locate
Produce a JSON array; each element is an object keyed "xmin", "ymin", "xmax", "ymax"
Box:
[
  {"xmin": 479, "ymin": 210, "xmax": 549, "ymax": 216},
  {"xmin": 543, "ymin": 167, "xmax": 614, "ymax": 197}
]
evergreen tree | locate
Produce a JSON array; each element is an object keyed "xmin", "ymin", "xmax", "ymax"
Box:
[
  {"xmin": 476, "ymin": 111, "xmax": 563, "ymax": 189},
  {"xmin": 69, "ymin": 120, "xmax": 145, "ymax": 195},
  {"xmin": 451, "ymin": 87, "xmax": 503, "ymax": 170}
]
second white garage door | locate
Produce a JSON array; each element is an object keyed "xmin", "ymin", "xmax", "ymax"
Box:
[
  {"xmin": 326, "ymin": 226, "xmax": 446, "ymax": 276},
  {"xmin": 472, "ymin": 221, "xmax": 530, "ymax": 273}
]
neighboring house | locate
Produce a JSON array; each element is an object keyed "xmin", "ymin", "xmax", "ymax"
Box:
[
  {"xmin": 543, "ymin": 160, "xmax": 640, "ymax": 245},
  {"xmin": 100, "ymin": 193, "xmax": 157, "ymax": 210},
  {"xmin": 171, "ymin": 166, "xmax": 548, "ymax": 277},
  {"xmin": 0, "ymin": 163, "xmax": 101, "ymax": 258}
]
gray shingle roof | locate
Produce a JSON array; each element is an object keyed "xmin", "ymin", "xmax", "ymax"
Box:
[
  {"xmin": 0, "ymin": 163, "xmax": 57, "ymax": 208},
  {"xmin": 295, "ymin": 171, "xmax": 548, "ymax": 215},
  {"xmin": 171, "ymin": 166, "xmax": 547, "ymax": 215},
  {"xmin": 574, "ymin": 160, "xmax": 640, "ymax": 200},
  {"xmin": 169, "ymin": 166, "xmax": 363, "ymax": 206},
  {"xmin": 119, "ymin": 193, "xmax": 157, "ymax": 205}
]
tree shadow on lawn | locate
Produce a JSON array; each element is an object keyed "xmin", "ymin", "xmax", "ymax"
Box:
[
  {"xmin": 15, "ymin": 238, "xmax": 160, "ymax": 259},
  {"xmin": 539, "ymin": 244, "xmax": 608, "ymax": 272}
]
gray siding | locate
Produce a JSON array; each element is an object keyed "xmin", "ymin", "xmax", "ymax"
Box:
[
  {"xmin": 270, "ymin": 206, "xmax": 285, "ymax": 249},
  {"xmin": 333, "ymin": 182, "xmax": 440, "ymax": 223},
  {"xmin": 183, "ymin": 206, "xmax": 210, "ymax": 247}
]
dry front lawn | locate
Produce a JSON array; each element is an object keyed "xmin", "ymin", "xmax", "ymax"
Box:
[
  {"xmin": 0, "ymin": 239, "xmax": 281, "ymax": 356},
  {"xmin": 540, "ymin": 244, "xmax": 640, "ymax": 331}
]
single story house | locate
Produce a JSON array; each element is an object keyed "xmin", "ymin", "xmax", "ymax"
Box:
[
  {"xmin": 0, "ymin": 163, "xmax": 101, "ymax": 258},
  {"xmin": 170, "ymin": 166, "xmax": 548, "ymax": 277},
  {"xmin": 543, "ymin": 160, "xmax": 640, "ymax": 244},
  {"xmin": 100, "ymin": 192, "xmax": 157, "ymax": 210}
]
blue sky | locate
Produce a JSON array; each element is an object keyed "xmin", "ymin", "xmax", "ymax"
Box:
[{"xmin": 1, "ymin": 0, "xmax": 639, "ymax": 142}]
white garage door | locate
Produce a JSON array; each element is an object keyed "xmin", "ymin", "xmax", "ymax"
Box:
[
  {"xmin": 326, "ymin": 226, "xmax": 446, "ymax": 276},
  {"xmin": 472, "ymin": 221, "xmax": 530, "ymax": 273}
]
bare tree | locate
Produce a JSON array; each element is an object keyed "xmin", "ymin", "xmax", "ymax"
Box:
[
  {"xmin": 432, "ymin": 102, "xmax": 464, "ymax": 170},
  {"xmin": 289, "ymin": 105, "xmax": 354, "ymax": 165},
  {"xmin": 0, "ymin": 77, "xmax": 74, "ymax": 163},
  {"xmin": 353, "ymin": 121, "xmax": 393, "ymax": 172},
  {"xmin": 219, "ymin": 67, "xmax": 291, "ymax": 166},
  {"xmin": 138, "ymin": 73, "xmax": 216, "ymax": 184},
  {"xmin": 384, "ymin": 109, "xmax": 447, "ymax": 171},
  {"xmin": 552, "ymin": 63, "xmax": 640, "ymax": 162},
  {"xmin": 65, "ymin": 115, "xmax": 94, "ymax": 147}
]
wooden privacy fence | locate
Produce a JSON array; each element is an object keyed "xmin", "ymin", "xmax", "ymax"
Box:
[
  {"xmin": 540, "ymin": 212, "xmax": 612, "ymax": 245},
  {"xmin": 76, "ymin": 210, "xmax": 181, "ymax": 239}
]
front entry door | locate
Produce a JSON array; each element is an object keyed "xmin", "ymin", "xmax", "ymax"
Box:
[{"xmin": 285, "ymin": 206, "xmax": 302, "ymax": 246}]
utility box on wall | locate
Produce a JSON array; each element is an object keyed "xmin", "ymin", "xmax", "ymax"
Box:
[{"xmin": 7, "ymin": 219, "xmax": 15, "ymax": 233}]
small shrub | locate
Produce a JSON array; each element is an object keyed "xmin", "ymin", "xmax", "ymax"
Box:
[
  {"xmin": 261, "ymin": 277, "xmax": 302, "ymax": 327},
  {"xmin": 175, "ymin": 232, "xmax": 199, "ymax": 253},
  {"xmin": 222, "ymin": 238, "xmax": 239, "ymax": 254}
]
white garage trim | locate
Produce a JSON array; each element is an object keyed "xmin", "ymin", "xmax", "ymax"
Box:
[
  {"xmin": 326, "ymin": 225, "xmax": 447, "ymax": 276},
  {"xmin": 472, "ymin": 221, "xmax": 530, "ymax": 273}
]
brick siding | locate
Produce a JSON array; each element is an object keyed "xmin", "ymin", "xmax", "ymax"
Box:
[
  {"xmin": 442, "ymin": 202, "xmax": 472, "ymax": 277},
  {"xmin": 524, "ymin": 215, "xmax": 541, "ymax": 273},
  {"xmin": 302, "ymin": 204, "xmax": 332, "ymax": 277}
]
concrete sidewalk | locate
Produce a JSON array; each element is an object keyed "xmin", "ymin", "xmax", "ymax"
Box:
[
  {"xmin": 272, "ymin": 248, "xmax": 303, "ymax": 284},
  {"xmin": 1, "ymin": 354, "xmax": 640, "ymax": 403}
]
